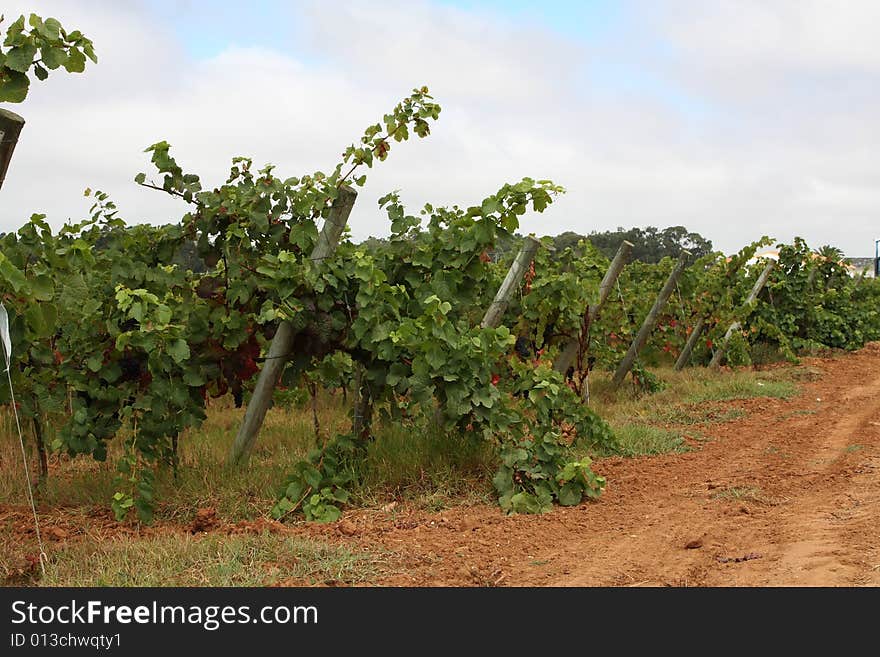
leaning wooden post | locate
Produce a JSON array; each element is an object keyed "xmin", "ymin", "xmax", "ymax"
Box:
[
  {"xmin": 481, "ymin": 236, "xmax": 541, "ymax": 329},
  {"xmin": 0, "ymin": 109, "xmax": 26, "ymax": 191},
  {"xmin": 554, "ymin": 240, "xmax": 633, "ymax": 374},
  {"xmin": 674, "ymin": 253, "xmax": 750, "ymax": 371},
  {"xmin": 433, "ymin": 236, "xmax": 542, "ymax": 429},
  {"xmin": 229, "ymin": 186, "xmax": 358, "ymax": 465},
  {"xmin": 674, "ymin": 316, "xmax": 706, "ymax": 371},
  {"xmin": 709, "ymin": 259, "xmax": 775, "ymax": 369},
  {"xmin": 610, "ymin": 251, "xmax": 691, "ymax": 391}
]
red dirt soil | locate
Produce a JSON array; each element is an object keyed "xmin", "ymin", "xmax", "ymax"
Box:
[{"xmin": 5, "ymin": 344, "xmax": 880, "ymax": 586}]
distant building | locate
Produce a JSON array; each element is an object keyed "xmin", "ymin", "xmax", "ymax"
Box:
[
  {"xmin": 744, "ymin": 249, "xmax": 780, "ymax": 266},
  {"xmin": 845, "ymin": 257, "xmax": 875, "ymax": 278}
]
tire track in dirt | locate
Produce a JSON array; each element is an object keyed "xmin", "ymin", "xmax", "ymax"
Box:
[{"xmin": 549, "ymin": 345, "xmax": 880, "ymax": 586}]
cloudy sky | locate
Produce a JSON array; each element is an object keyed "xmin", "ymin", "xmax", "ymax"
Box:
[{"xmin": 2, "ymin": 0, "xmax": 878, "ymax": 255}]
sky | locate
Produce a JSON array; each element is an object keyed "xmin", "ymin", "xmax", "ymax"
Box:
[{"xmin": 1, "ymin": 0, "xmax": 879, "ymax": 255}]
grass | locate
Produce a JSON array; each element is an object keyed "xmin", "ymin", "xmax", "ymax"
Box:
[
  {"xmin": 37, "ymin": 532, "xmax": 389, "ymax": 587},
  {"xmin": 603, "ymin": 424, "xmax": 690, "ymax": 457},
  {"xmin": 589, "ymin": 366, "xmax": 797, "ymax": 424},
  {"xmin": 777, "ymin": 409, "xmax": 818, "ymax": 420},
  {"xmin": 711, "ymin": 486, "xmax": 771, "ymax": 505},
  {"xmin": 654, "ymin": 406, "xmax": 746, "ymax": 426},
  {"xmin": 584, "ymin": 364, "xmax": 800, "ymax": 456},
  {"xmin": 356, "ymin": 424, "xmax": 495, "ymax": 509},
  {"xmin": 0, "ymin": 392, "xmax": 496, "ymax": 521}
]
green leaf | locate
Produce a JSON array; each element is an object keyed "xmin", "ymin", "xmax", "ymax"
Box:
[
  {"xmin": 0, "ymin": 252, "xmax": 29, "ymax": 292},
  {"xmin": 182, "ymin": 369, "xmax": 205, "ymax": 387},
  {"xmin": 0, "ymin": 69, "xmax": 29, "ymax": 103},
  {"xmin": 166, "ymin": 338, "xmax": 190, "ymax": 364},
  {"xmin": 24, "ymin": 304, "xmax": 48, "ymax": 338},
  {"xmin": 39, "ymin": 17, "xmax": 63, "ymax": 40},
  {"xmin": 493, "ymin": 467, "xmax": 514, "ymax": 497},
  {"xmin": 557, "ymin": 482, "xmax": 582, "ymax": 506},
  {"xmin": 510, "ymin": 492, "xmax": 543, "ymax": 514},
  {"xmin": 63, "ymin": 48, "xmax": 86, "ymax": 73},
  {"xmin": 83, "ymin": 43, "xmax": 98, "ymax": 64},
  {"xmin": 135, "ymin": 497, "xmax": 154, "ymax": 524},
  {"xmin": 4, "ymin": 16, "xmax": 27, "ymax": 43},
  {"xmin": 40, "ymin": 44, "xmax": 66, "ymax": 70},
  {"xmin": 480, "ymin": 197, "xmax": 500, "ymax": 215},
  {"xmin": 4, "ymin": 45, "xmax": 37, "ymax": 73},
  {"xmin": 310, "ymin": 504, "xmax": 341, "ymax": 523},
  {"xmin": 425, "ymin": 346, "xmax": 446, "ymax": 370},
  {"xmin": 301, "ymin": 464, "xmax": 323, "ymax": 489},
  {"xmin": 31, "ymin": 275, "xmax": 54, "ymax": 301}
]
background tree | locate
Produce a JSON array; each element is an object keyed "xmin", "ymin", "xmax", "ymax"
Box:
[{"xmin": 586, "ymin": 226, "xmax": 713, "ymax": 263}]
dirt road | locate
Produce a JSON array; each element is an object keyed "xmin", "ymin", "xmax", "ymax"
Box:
[{"xmin": 330, "ymin": 344, "xmax": 880, "ymax": 586}]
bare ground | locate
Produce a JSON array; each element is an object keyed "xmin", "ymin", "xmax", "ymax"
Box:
[{"xmin": 4, "ymin": 344, "xmax": 880, "ymax": 587}]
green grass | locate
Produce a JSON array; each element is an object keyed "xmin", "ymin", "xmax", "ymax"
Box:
[
  {"xmin": 653, "ymin": 405, "xmax": 746, "ymax": 426},
  {"xmin": 355, "ymin": 423, "xmax": 496, "ymax": 510},
  {"xmin": 38, "ymin": 532, "xmax": 389, "ymax": 587},
  {"xmin": 0, "ymin": 392, "xmax": 497, "ymax": 520},
  {"xmin": 605, "ymin": 424, "xmax": 690, "ymax": 457},
  {"xmin": 589, "ymin": 365, "xmax": 799, "ymax": 427},
  {"xmin": 584, "ymin": 364, "xmax": 801, "ymax": 458},
  {"xmin": 680, "ymin": 377, "xmax": 798, "ymax": 404}
]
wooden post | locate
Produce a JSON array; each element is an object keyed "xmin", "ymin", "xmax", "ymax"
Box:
[
  {"xmin": 435, "ymin": 236, "xmax": 541, "ymax": 428},
  {"xmin": 31, "ymin": 411, "xmax": 48, "ymax": 489},
  {"xmin": 674, "ymin": 316, "xmax": 706, "ymax": 371},
  {"xmin": 310, "ymin": 186, "xmax": 357, "ymax": 262},
  {"xmin": 553, "ymin": 240, "xmax": 633, "ymax": 374},
  {"xmin": 229, "ymin": 186, "xmax": 357, "ymax": 465},
  {"xmin": 481, "ymin": 236, "xmax": 541, "ymax": 329},
  {"xmin": 674, "ymin": 252, "xmax": 749, "ymax": 371},
  {"xmin": 0, "ymin": 109, "xmax": 26, "ymax": 191},
  {"xmin": 351, "ymin": 365, "xmax": 374, "ymax": 440},
  {"xmin": 708, "ymin": 259, "xmax": 775, "ymax": 369},
  {"xmin": 610, "ymin": 251, "xmax": 690, "ymax": 391}
]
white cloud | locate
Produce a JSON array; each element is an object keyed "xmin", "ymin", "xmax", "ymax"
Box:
[{"xmin": 1, "ymin": 0, "xmax": 878, "ymax": 256}]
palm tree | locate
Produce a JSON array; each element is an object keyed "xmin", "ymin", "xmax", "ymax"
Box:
[{"xmin": 815, "ymin": 245, "xmax": 844, "ymax": 264}]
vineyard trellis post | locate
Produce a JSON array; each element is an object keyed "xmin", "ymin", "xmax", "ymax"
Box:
[
  {"xmin": 610, "ymin": 250, "xmax": 691, "ymax": 392},
  {"xmin": 674, "ymin": 252, "xmax": 750, "ymax": 371},
  {"xmin": 481, "ymin": 236, "xmax": 541, "ymax": 329},
  {"xmin": 709, "ymin": 259, "xmax": 775, "ymax": 369},
  {"xmin": 553, "ymin": 240, "xmax": 633, "ymax": 376},
  {"xmin": 674, "ymin": 316, "xmax": 706, "ymax": 371},
  {"xmin": 433, "ymin": 236, "xmax": 540, "ymax": 428},
  {"xmin": 0, "ymin": 109, "xmax": 26, "ymax": 191},
  {"xmin": 229, "ymin": 186, "xmax": 358, "ymax": 465}
]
